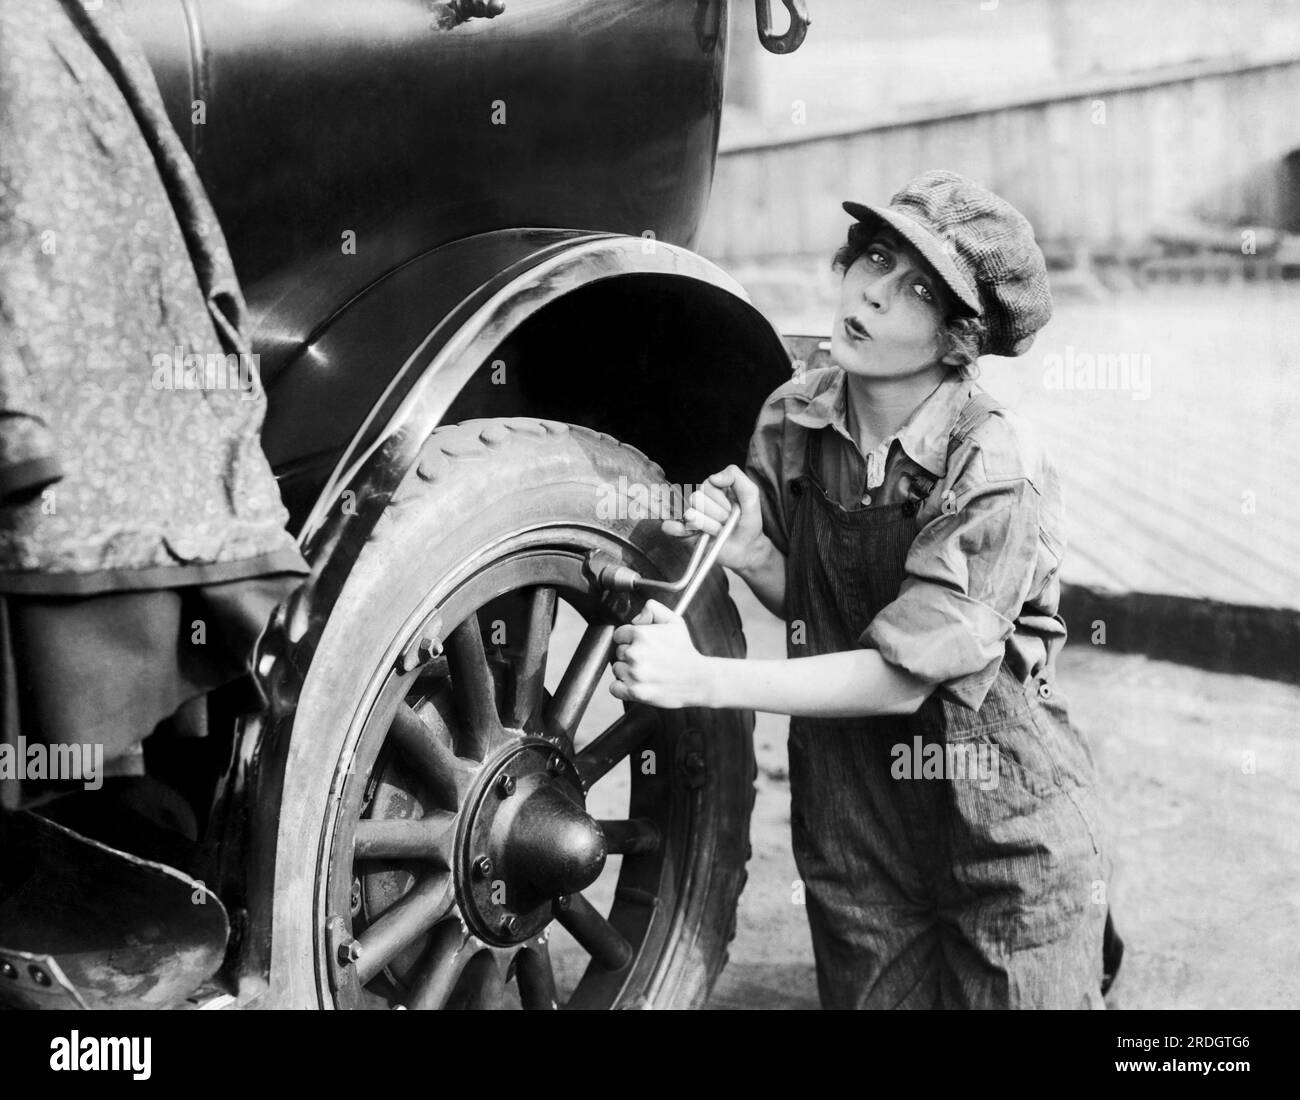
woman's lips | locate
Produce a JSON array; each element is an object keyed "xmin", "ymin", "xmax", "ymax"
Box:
[{"xmin": 844, "ymin": 316, "xmax": 871, "ymax": 342}]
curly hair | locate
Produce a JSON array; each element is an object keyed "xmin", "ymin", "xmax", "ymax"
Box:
[
  {"xmin": 832, "ymin": 226, "xmax": 987, "ymax": 379},
  {"xmin": 942, "ymin": 315, "xmax": 987, "ymax": 379}
]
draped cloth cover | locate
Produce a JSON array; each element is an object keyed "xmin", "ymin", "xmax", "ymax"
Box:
[{"xmin": 0, "ymin": 0, "xmax": 310, "ymax": 808}]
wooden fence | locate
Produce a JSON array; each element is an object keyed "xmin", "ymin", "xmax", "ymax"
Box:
[{"xmin": 695, "ymin": 53, "xmax": 1300, "ymax": 266}]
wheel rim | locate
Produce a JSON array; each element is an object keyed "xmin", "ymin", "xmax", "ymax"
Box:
[{"xmin": 316, "ymin": 528, "xmax": 701, "ymax": 1010}]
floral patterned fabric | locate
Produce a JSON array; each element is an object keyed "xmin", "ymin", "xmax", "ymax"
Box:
[{"xmin": 0, "ymin": 0, "xmax": 308, "ymax": 592}]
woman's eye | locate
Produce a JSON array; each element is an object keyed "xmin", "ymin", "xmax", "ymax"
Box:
[
  {"xmin": 867, "ymin": 248, "xmax": 889, "ymax": 267},
  {"xmin": 912, "ymin": 282, "xmax": 935, "ymax": 304}
]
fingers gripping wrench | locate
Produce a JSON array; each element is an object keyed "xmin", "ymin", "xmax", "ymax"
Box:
[{"xmin": 591, "ymin": 503, "xmax": 742, "ymax": 616}]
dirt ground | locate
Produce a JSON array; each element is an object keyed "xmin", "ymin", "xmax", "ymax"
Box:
[{"xmin": 703, "ymin": 580, "xmax": 1300, "ymax": 1010}]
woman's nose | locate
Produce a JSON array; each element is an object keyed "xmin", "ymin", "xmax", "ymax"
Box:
[{"xmin": 862, "ymin": 274, "xmax": 892, "ymax": 311}]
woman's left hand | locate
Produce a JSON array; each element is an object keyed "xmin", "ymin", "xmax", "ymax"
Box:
[{"xmin": 610, "ymin": 600, "xmax": 715, "ymax": 709}]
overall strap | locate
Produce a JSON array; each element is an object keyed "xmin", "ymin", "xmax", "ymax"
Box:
[{"xmin": 799, "ymin": 425, "xmax": 825, "ymax": 487}]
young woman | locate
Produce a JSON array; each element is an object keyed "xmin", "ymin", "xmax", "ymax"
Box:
[{"xmin": 609, "ymin": 171, "xmax": 1111, "ymax": 1009}]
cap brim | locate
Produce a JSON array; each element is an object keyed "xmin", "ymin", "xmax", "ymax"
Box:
[{"xmin": 842, "ymin": 200, "xmax": 981, "ymax": 315}]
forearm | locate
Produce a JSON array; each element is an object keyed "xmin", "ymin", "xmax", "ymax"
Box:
[
  {"xmin": 735, "ymin": 537, "xmax": 787, "ymax": 619},
  {"xmin": 705, "ymin": 648, "xmax": 934, "ymax": 718}
]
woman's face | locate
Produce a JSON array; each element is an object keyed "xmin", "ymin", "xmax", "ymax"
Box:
[{"xmin": 830, "ymin": 228, "xmax": 955, "ymax": 380}]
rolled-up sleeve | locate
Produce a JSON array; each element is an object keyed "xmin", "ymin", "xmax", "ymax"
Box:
[{"xmin": 861, "ymin": 431, "xmax": 1042, "ymax": 711}]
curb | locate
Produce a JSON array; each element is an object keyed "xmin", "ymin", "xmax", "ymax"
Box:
[{"xmin": 1060, "ymin": 583, "xmax": 1300, "ymax": 686}]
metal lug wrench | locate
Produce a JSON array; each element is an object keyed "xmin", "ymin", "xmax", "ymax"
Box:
[{"xmin": 593, "ymin": 502, "xmax": 742, "ymax": 616}]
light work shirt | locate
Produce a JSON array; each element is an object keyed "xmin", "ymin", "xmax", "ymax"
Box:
[{"xmin": 745, "ymin": 366, "xmax": 1069, "ymax": 711}]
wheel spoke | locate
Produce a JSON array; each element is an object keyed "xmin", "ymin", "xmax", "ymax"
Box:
[
  {"xmin": 554, "ymin": 894, "xmax": 633, "ymax": 972},
  {"xmin": 447, "ymin": 614, "xmax": 504, "ymax": 760},
  {"xmin": 354, "ymin": 812, "xmax": 455, "ymax": 864},
  {"xmin": 507, "ymin": 586, "xmax": 556, "ymax": 728},
  {"xmin": 413, "ymin": 655, "xmax": 450, "ymax": 685},
  {"xmin": 597, "ymin": 817, "xmax": 661, "ymax": 856},
  {"xmin": 515, "ymin": 942, "xmax": 560, "ymax": 1010},
  {"xmin": 459, "ymin": 952, "xmax": 506, "ymax": 1010},
  {"xmin": 575, "ymin": 704, "xmax": 661, "ymax": 788},
  {"xmin": 406, "ymin": 921, "xmax": 476, "ymax": 1010},
  {"xmin": 388, "ymin": 704, "xmax": 471, "ymax": 810},
  {"xmin": 354, "ymin": 874, "xmax": 453, "ymax": 985},
  {"xmin": 545, "ymin": 622, "xmax": 617, "ymax": 746}
]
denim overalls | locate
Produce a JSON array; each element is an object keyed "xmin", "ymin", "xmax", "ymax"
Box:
[{"xmin": 785, "ymin": 391, "xmax": 1108, "ymax": 1009}]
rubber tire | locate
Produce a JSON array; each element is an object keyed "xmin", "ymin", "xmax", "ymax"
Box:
[{"xmin": 266, "ymin": 418, "xmax": 756, "ymax": 1009}]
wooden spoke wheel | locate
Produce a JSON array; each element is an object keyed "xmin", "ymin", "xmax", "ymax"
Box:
[{"xmin": 264, "ymin": 420, "xmax": 756, "ymax": 1009}]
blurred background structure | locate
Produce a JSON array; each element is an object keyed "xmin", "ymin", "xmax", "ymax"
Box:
[{"xmin": 703, "ymin": 0, "xmax": 1300, "ymax": 278}]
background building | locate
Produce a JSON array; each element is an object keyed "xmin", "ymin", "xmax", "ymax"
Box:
[{"xmin": 702, "ymin": 0, "xmax": 1300, "ymax": 276}]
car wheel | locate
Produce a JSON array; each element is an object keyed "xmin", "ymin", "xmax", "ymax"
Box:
[{"xmin": 260, "ymin": 419, "xmax": 756, "ymax": 1009}]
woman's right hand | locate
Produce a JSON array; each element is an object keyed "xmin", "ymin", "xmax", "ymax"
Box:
[{"xmin": 662, "ymin": 464, "xmax": 772, "ymax": 576}]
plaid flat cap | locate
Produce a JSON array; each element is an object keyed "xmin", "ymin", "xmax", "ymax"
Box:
[{"xmin": 842, "ymin": 170, "xmax": 1052, "ymax": 357}]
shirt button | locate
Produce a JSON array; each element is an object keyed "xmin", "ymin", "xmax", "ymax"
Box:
[
  {"xmin": 1038, "ymin": 682, "xmax": 1053, "ymax": 699},
  {"xmin": 860, "ymin": 494, "xmax": 871, "ymax": 506}
]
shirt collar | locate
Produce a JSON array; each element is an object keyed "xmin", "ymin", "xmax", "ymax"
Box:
[{"xmin": 786, "ymin": 368, "xmax": 974, "ymax": 480}]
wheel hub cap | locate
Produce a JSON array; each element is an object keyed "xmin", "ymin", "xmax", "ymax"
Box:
[{"xmin": 458, "ymin": 738, "xmax": 606, "ymax": 945}]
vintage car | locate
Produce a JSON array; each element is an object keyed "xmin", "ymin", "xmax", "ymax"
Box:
[{"xmin": 0, "ymin": 0, "xmax": 814, "ymax": 1010}]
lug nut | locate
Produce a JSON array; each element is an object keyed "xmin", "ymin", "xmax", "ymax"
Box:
[
  {"xmin": 496, "ymin": 774, "xmax": 516, "ymax": 797},
  {"xmin": 0, "ymin": 961, "xmax": 16, "ymax": 980},
  {"xmin": 473, "ymin": 855, "xmax": 494, "ymax": 879},
  {"xmin": 337, "ymin": 939, "xmax": 362, "ymax": 966},
  {"xmin": 547, "ymin": 753, "xmax": 565, "ymax": 775},
  {"xmin": 500, "ymin": 915, "xmax": 521, "ymax": 937}
]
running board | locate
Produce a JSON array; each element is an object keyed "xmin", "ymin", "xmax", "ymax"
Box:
[{"xmin": 0, "ymin": 811, "xmax": 229, "ymax": 1010}]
